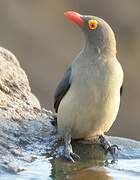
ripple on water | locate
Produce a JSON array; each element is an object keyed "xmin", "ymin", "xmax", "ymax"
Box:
[{"xmin": 0, "ymin": 157, "xmax": 52, "ymax": 180}]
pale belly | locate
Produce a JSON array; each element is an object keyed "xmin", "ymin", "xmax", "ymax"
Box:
[
  {"xmin": 57, "ymin": 58, "xmax": 123, "ymax": 139},
  {"xmin": 57, "ymin": 86, "xmax": 120, "ymax": 139}
]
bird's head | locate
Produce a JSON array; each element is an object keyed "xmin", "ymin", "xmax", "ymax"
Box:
[{"xmin": 64, "ymin": 11, "xmax": 116, "ymax": 56}]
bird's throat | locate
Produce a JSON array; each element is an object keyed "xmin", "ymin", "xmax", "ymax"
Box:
[{"xmin": 83, "ymin": 38, "xmax": 116, "ymax": 58}]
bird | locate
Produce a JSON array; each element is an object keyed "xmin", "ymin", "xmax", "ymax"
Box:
[{"xmin": 54, "ymin": 11, "xmax": 123, "ymax": 162}]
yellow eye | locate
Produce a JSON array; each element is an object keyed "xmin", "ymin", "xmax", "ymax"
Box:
[{"xmin": 88, "ymin": 20, "xmax": 98, "ymax": 30}]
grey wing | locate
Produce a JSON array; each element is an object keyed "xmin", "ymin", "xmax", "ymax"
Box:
[
  {"xmin": 120, "ymin": 85, "xmax": 123, "ymax": 96},
  {"xmin": 54, "ymin": 66, "xmax": 72, "ymax": 113}
]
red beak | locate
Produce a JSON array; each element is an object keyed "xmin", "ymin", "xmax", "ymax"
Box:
[{"xmin": 64, "ymin": 11, "xmax": 84, "ymax": 28}]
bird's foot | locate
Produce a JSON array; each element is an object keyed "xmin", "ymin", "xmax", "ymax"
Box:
[
  {"xmin": 99, "ymin": 135, "xmax": 119, "ymax": 163},
  {"xmin": 64, "ymin": 143, "xmax": 80, "ymax": 163}
]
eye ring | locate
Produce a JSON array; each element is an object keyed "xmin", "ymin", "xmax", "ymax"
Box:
[{"xmin": 88, "ymin": 20, "xmax": 98, "ymax": 30}]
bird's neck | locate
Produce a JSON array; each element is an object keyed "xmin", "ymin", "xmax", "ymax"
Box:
[{"xmin": 83, "ymin": 38, "xmax": 116, "ymax": 58}]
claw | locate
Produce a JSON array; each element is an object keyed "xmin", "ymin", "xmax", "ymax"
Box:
[
  {"xmin": 108, "ymin": 144, "xmax": 119, "ymax": 155},
  {"xmin": 65, "ymin": 152, "xmax": 75, "ymax": 163},
  {"xmin": 63, "ymin": 133, "xmax": 80, "ymax": 162},
  {"xmin": 99, "ymin": 135, "xmax": 119, "ymax": 163},
  {"xmin": 71, "ymin": 152, "xmax": 80, "ymax": 160},
  {"xmin": 64, "ymin": 143, "xmax": 80, "ymax": 163}
]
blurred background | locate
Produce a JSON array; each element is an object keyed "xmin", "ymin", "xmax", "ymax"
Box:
[{"xmin": 0, "ymin": 0, "xmax": 139, "ymax": 140}]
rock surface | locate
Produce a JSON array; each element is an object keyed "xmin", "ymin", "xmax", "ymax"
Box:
[
  {"xmin": 0, "ymin": 47, "xmax": 140, "ymax": 179},
  {"xmin": 0, "ymin": 47, "xmax": 57, "ymax": 171}
]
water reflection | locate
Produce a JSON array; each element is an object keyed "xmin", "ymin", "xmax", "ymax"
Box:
[
  {"xmin": 50, "ymin": 141, "xmax": 109, "ymax": 179},
  {"xmin": 50, "ymin": 158, "xmax": 112, "ymax": 180},
  {"xmin": 72, "ymin": 167, "xmax": 112, "ymax": 180}
]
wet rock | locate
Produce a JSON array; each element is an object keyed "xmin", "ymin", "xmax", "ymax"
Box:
[{"xmin": 0, "ymin": 47, "xmax": 57, "ymax": 171}]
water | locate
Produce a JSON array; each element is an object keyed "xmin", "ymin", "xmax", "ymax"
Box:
[
  {"xmin": 1, "ymin": 158, "xmax": 140, "ymax": 180},
  {"xmin": 0, "ymin": 137, "xmax": 140, "ymax": 180}
]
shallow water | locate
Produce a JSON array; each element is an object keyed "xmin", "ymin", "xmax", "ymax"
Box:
[
  {"xmin": 0, "ymin": 137, "xmax": 140, "ymax": 180},
  {"xmin": 1, "ymin": 157, "xmax": 140, "ymax": 180}
]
